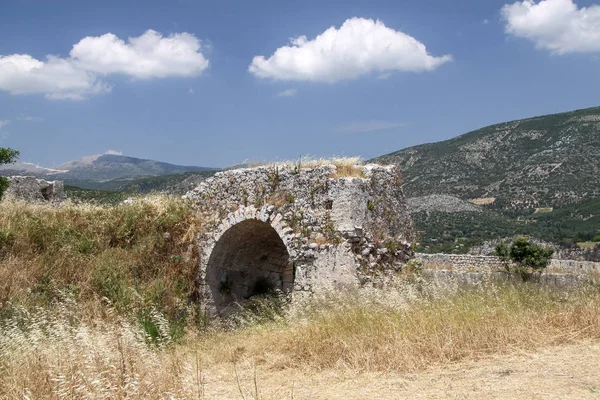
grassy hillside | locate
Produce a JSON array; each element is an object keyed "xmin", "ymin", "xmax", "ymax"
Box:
[
  {"xmin": 375, "ymin": 106, "xmax": 600, "ymax": 211},
  {"xmin": 414, "ymin": 197, "xmax": 600, "ymax": 253},
  {"xmin": 0, "ymin": 197, "xmax": 204, "ymax": 338},
  {"xmin": 374, "ymin": 106, "xmax": 600, "ymax": 250}
]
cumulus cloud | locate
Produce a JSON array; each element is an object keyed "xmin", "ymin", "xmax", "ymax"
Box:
[
  {"xmin": 0, "ymin": 54, "xmax": 109, "ymax": 100},
  {"xmin": 70, "ymin": 30, "xmax": 209, "ymax": 79},
  {"xmin": 277, "ymin": 88, "xmax": 297, "ymax": 97},
  {"xmin": 0, "ymin": 120, "xmax": 10, "ymax": 130},
  {"xmin": 336, "ymin": 120, "xmax": 408, "ymax": 134},
  {"xmin": 105, "ymin": 150, "xmax": 123, "ymax": 155},
  {"xmin": 502, "ymin": 0, "xmax": 600, "ymax": 54},
  {"xmin": 249, "ymin": 17, "xmax": 451, "ymax": 82},
  {"xmin": 0, "ymin": 30, "xmax": 209, "ymax": 100}
]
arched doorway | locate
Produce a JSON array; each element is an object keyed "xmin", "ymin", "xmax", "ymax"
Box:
[{"xmin": 206, "ymin": 219, "xmax": 293, "ymax": 312}]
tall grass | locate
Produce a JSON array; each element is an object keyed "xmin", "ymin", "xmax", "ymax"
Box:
[
  {"xmin": 201, "ymin": 283, "xmax": 600, "ymax": 372},
  {"xmin": 1, "ymin": 197, "xmax": 600, "ymax": 398},
  {"xmin": 1, "ymin": 282, "xmax": 599, "ymax": 398},
  {"xmin": 0, "ymin": 197, "xmax": 204, "ymax": 332}
]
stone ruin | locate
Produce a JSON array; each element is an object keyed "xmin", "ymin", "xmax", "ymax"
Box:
[
  {"xmin": 3, "ymin": 176, "xmax": 65, "ymax": 203},
  {"xmin": 185, "ymin": 163, "xmax": 414, "ymax": 314}
]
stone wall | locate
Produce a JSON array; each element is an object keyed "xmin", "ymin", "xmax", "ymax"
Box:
[
  {"xmin": 185, "ymin": 163, "xmax": 414, "ymax": 314},
  {"xmin": 4, "ymin": 176, "xmax": 65, "ymax": 203},
  {"xmin": 416, "ymin": 253, "xmax": 600, "ymax": 276}
]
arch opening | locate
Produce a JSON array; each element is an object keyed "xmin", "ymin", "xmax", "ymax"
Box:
[{"xmin": 206, "ymin": 219, "xmax": 293, "ymax": 312}]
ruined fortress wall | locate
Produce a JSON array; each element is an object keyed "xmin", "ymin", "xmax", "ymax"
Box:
[
  {"xmin": 4, "ymin": 176, "xmax": 65, "ymax": 203},
  {"xmin": 185, "ymin": 163, "xmax": 414, "ymax": 314}
]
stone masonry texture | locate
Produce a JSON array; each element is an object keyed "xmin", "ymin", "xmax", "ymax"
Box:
[
  {"xmin": 185, "ymin": 163, "xmax": 414, "ymax": 314},
  {"xmin": 4, "ymin": 176, "xmax": 65, "ymax": 203}
]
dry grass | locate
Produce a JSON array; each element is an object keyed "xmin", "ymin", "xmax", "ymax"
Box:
[
  {"xmin": 0, "ymin": 197, "xmax": 204, "ymax": 331},
  {"xmin": 2, "ymin": 197, "xmax": 600, "ymax": 398},
  {"xmin": 248, "ymin": 156, "xmax": 366, "ymax": 178},
  {"xmin": 203, "ymin": 283, "xmax": 600, "ymax": 372},
  {"xmin": 1, "ymin": 282, "xmax": 600, "ymax": 398}
]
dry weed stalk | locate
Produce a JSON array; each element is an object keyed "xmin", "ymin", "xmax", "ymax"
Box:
[{"xmin": 1, "ymin": 282, "xmax": 600, "ymax": 399}]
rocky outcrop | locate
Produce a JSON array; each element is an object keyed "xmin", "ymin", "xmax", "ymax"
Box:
[
  {"xmin": 407, "ymin": 194, "xmax": 482, "ymax": 214},
  {"xmin": 4, "ymin": 176, "xmax": 65, "ymax": 203},
  {"xmin": 185, "ymin": 163, "xmax": 414, "ymax": 314}
]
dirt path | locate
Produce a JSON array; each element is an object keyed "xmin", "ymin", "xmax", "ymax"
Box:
[{"xmin": 200, "ymin": 341, "xmax": 600, "ymax": 399}]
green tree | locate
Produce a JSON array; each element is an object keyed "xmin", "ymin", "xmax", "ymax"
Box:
[
  {"xmin": 0, "ymin": 147, "xmax": 20, "ymax": 200},
  {"xmin": 494, "ymin": 241, "xmax": 510, "ymax": 261},
  {"xmin": 496, "ymin": 237, "xmax": 554, "ymax": 281}
]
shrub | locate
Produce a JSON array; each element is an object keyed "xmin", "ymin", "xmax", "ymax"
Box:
[
  {"xmin": 0, "ymin": 147, "xmax": 19, "ymax": 200},
  {"xmin": 495, "ymin": 238, "xmax": 554, "ymax": 280}
]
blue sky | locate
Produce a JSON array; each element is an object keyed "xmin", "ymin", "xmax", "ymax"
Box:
[{"xmin": 1, "ymin": 0, "xmax": 600, "ymax": 168}]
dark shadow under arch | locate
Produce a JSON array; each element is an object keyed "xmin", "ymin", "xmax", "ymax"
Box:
[{"xmin": 206, "ymin": 219, "xmax": 293, "ymax": 313}]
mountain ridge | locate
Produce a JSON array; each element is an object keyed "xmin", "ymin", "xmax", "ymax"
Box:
[
  {"xmin": 0, "ymin": 153, "xmax": 215, "ymax": 183},
  {"xmin": 373, "ymin": 105, "xmax": 600, "ymax": 213},
  {"xmin": 372, "ymin": 105, "xmax": 600, "ymax": 251}
]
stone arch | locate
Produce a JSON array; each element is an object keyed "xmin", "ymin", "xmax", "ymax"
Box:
[{"xmin": 204, "ymin": 217, "xmax": 294, "ymax": 313}]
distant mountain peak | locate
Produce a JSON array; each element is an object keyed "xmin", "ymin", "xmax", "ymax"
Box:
[{"xmin": 1, "ymin": 153, "xmax": 214, "ymax": 183}]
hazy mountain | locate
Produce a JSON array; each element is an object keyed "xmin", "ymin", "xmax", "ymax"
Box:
[
  {"xmin": 0, "ymin": 161, "xmax": 67, "ymax": 177},
  {"xmin": 0, "ymin": 153, "xmax": 214, "ymax": 183}
]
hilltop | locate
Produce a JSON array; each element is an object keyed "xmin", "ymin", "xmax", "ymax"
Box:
[
  {"xmin": 375, "ymin": 106, "xmax": 600, "ymax": 212},
  {"xmin": 374, "ymin": 106, "xmax": 600, "ymax": 251}
]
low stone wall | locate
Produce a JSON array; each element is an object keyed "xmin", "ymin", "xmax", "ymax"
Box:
[
  {"xmin": 4, "ymin": 176, "xmax": 65, "ymax": 203},
  {"xmin": 415, "ymin": 253, "xmax": 600, "ymax": 276},
  {"xmin": 421, "ymin": 270, "xmax": 585, "ymax": 287}
]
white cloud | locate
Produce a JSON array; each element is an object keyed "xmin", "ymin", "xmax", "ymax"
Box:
[
  {"xmin": 502, "ymin": 0, "xmax": 600, "ymax": 54},
  {"xmin": 336, "ymin": 120, "xmax": 408, "ymax": 134},
  {"xmin": 483, "ymin": 19, "xmax": 490, "ymax": 24},
  {"xmin": 189, "ymin": 87, "xmax": 195, "ymax": 95},
  {"xmin": 0, "ymin": 30, "xmax": 209, "ymax": 100},
  {"xmin": 0, "ymin": 54, "xmax": 109, "ymax": 100},
  {"xmin": 277, "ymin": 88, "xmax": 297, "ymax": 97},
  {"xmin": 70, "ymin": 30, "xmax": 209, "ymax": 79},
  {"xmin": 105, "ymin": 150, "xmax": 123, "ymax": 155},
  {"xmin": 0, "ymin": 120, "xmax": 10, "ymax": 130},
  {"xmin": 249, "ymin": 17, "xmax": 452, "ymax": 82}
]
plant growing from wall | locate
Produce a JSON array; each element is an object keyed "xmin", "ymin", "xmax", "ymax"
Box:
[
  {"xmin": 0, "ymin": 147, "xmax": 19, "ymax": 200},
  {"xmin": 267, "ymin": 167, "xmax": 280, "ymax": 190}
]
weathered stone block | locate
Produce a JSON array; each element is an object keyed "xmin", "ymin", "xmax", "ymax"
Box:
[{"xmin": 4, "ymin": 176, "xmax": 65, "ymax": 203}]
